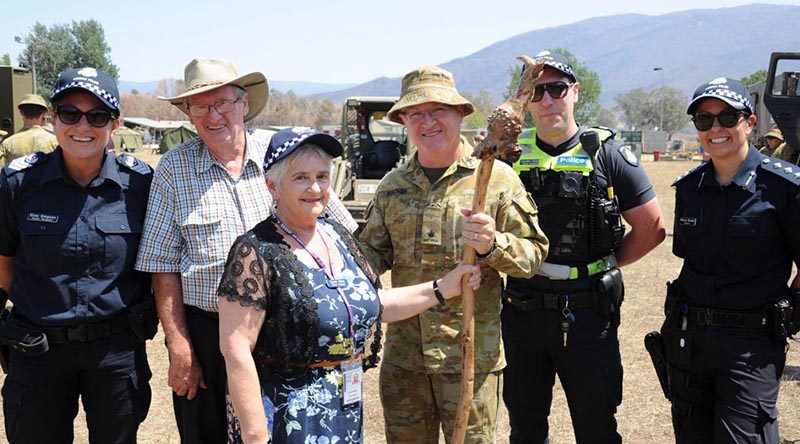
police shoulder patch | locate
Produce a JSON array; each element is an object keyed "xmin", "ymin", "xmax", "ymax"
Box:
[
  {"xmin": 117, "ymin": 153, "xmax": 153, "ymax": 175},
  {"xmin": 4, "ymin": 152, "xmax": 46, "ymax": 175},
  {"xmin": 618, "ymin": 146, "xmax": 639, "ymax": 166},
  {"xmin": 758, "ymin": 157, "xmax": 800, "ymax": 186},
  {"xmin": 672, "ymin": 163, "xmax": 706, "ymax": 187}
]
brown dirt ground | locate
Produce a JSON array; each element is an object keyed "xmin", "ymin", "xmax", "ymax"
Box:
[{"xmin": 1, "ymin": 159, "xmax": 799, "ymax": 443}]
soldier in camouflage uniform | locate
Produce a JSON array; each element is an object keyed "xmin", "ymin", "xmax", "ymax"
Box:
[
  {"xmin": 769, "ymin": 125, "xmax": 798, "ymax": 165},
  {"xmin": 758, "ymin": 125, "xmax": 784, "ymax": 157},
  {"xmin": 359, "ymin": 66, "xmax": 549, "ymax": 444},
  {"xmin": 0, "ymin": 94, "xmax": 58, "ymax": 167}
]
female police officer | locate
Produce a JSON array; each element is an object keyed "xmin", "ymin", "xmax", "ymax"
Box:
[
  {"xmin": 0, "ymin": 67, "xmax": 156, "ymax": 443},
  {"xmin": 663, "ymin": 77, "xmax": 800, "ymax": 442}
]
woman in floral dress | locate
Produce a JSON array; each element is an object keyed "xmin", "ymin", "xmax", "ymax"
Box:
[{"xmin": 218, "ymin": 127, "xmax": 480, "ymax": 444}]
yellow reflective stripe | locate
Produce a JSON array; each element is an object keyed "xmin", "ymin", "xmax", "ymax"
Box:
[{"xmin": 567, "ymin": 257, "xmax": 608, "ymax": 279}]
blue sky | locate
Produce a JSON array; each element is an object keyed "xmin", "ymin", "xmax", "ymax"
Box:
[{"xmin": 2, "ymin": 0, "xmax": 797, "ymax": 84}]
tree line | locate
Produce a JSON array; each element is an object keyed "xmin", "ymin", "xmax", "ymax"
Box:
[{"xmin": 13, "ymin": 21, "xmax": 768, "ymax": 137}]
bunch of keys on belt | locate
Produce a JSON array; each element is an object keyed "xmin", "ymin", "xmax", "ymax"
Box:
[{"xmin": 561, "ymin": 295, "xmax": 576, "ymax": 347}]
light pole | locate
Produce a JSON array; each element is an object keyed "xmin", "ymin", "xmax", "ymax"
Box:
[
  {"xmin": 653, "ymin": 67, "xmax": 664, "ymax": 132},
  {"xmin": 14, "ymin": 36, "xmax": 36, "ymax": 95}
]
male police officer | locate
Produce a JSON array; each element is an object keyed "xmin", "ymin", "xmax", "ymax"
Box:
[
  {"xmin": 503, "ymin": 51, "xmax": 666, "ymax": 443},
  {"xmin": 0, "ymin": 93, "xmax": 57, "ymax": 167},
  {"xmin": 359, "ymin": 66, "xmax": 548, "ymax": 443}
]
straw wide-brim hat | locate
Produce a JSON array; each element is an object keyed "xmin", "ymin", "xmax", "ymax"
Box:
[
  {"xmin": 765, "ymin": 125, "xmax": 784, "ymax": 141},
  {"xmin": 387, "ymin": 66, "xmax": 474, "ymax": 124},
  {"xmin": 159, "ymin": 58, "xmax": 268, "ymax": 122}
]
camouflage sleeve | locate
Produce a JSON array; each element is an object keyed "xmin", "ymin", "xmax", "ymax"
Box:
[
  {"xmin": 479, "ymin": 180, "xmax": 549, "ymax": 279},
  {"xmin": 0, "ymin": 141, "xmax": 7, "ymax": 168},
  {"xmin": 358, "ymin": 196, "xmax": 393, "ymax": 274}
]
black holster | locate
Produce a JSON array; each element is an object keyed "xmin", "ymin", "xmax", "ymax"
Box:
[
  {"xmin": 0, "ymin": 310, "xmax": 50, "ymax": 371},
  {"xmin": 771, "ymin": 299, "xmax": 796, "ymax": 341},
  {"xmin": 594, "ymin": 268, "xmax": 624, "ymax": 317},
  {"xmin": 127, "ymin": 294, "xmax": 159, "ymax": 342},
  {"xmin": 644, "ymin": 331, "xmax": 671, "ymax": 400}
]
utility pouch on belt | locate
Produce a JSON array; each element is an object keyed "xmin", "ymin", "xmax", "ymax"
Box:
[
  {"xmin": 771, "ymin": 299, "xmax": 794, "ymax": 340},
  {"xmin": 594, "ymin": 268, "xmax": 624, "ymax": 317},
  {"xmin": 644, "ymin": 331, "xmax": 671, "ymax": 400},
  {"xmin": 127, "ymin": 295, "xmax": 158, "ymax": 342},
  {"xmin": 0, "ymin": 310, "xmax": 50, "ymax": 371}
]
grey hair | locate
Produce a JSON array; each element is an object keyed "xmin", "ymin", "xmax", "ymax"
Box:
[{"xmin": 265, "ymin": 143, "xmax": 334, "ymax": 191}]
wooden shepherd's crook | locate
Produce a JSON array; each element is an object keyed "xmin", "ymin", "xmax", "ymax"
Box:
[{"xmin": 451, "ymin": 55, "xmax": 544, "ymax": 444}]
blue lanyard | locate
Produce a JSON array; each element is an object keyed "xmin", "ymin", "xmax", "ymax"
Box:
[{"xmin": 274, "ymin": 217, "xmax": 356, "ymax": 340}]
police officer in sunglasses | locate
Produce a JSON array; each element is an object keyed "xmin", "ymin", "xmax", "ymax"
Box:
[
  {"xmin": 0, "ymin": 67, "xmax": 156, "ymax": 443},
  {"xmin": 503, "ymin": 51, "xmax": 666, "ymax": 443},
  {"xmin": 661, "ymin": 77, "xmax": 800, "ymax": 443}
]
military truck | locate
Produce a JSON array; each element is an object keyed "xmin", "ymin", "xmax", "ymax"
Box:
[
  {"xmin": 747, "ymin": 52, "xmax": 800, "ymax": 149},
  {"xmin": 331, "ymin": 96, "xmax": 408, "ymax": 226},
  {"xmin": 0, "ymin": 66, "xmax": 34, "ymax": 137}
]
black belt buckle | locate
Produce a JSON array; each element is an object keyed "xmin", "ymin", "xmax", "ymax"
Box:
[{"xmin": 66, "ymin": 324, "xmax": 89, "ymax": 342}]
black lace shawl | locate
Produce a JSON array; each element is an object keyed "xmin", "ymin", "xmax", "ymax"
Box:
[{"xmin": 218, "ymin": 216, "xmax": 383, "ymax": 379}]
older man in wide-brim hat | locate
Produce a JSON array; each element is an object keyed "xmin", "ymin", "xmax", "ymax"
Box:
[
  {"xmin": 135, "ymin": 58, "xmax": 356, "ymax": 443},
  {"xmin": 359, "ymin": 65, "xmax": 548, "ymax": 443}
]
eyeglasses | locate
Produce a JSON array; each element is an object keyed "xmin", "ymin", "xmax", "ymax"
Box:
[
  {"xmin": 532, "ymin": 81, "xmax": 574, "ymax": 102},
  {"xmin": 692, "ymin": 108, "xmax": 745, "ymax": 131},
  {"xmin": 55, "ymin": 106, "xmax": 116, "ymax": 128},
  {"xmin": 187, "ymin": 97, "xmax": 241, "ymax": 117},
  {"xmin": 402, "ymin": 105, "xmax": 455, "ymax": 123}
]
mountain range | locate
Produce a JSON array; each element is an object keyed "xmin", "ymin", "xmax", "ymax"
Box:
[
  {"xmin": 120, "ymin": 4, "xmax": 799, "ymax": 107},
  {"xmin": 310, "ymin": 3, "xmax": 800, "ymax": 106}
]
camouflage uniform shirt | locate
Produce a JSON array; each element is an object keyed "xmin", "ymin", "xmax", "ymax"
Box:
[
  {"xmin": 770, "ymin": 142, "xmax": 800, "ymax": 165},
  {"xmin": 0, "ymin": 125, "xmax": 58, "ymax": 167},
  {"xmin": 359, "ymin": 139, "xmax": 548, "ymax": 374}
]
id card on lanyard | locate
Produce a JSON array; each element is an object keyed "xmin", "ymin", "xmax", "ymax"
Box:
[{"xmin": 341, "ymin": 358, "xmax": 363, "ymax": 407}]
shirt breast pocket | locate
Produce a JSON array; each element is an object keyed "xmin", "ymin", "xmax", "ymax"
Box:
[
  {"xmin": 726, "ymin": 216, "xmax": 775, "ymax": 272},
  {"xmin": 180, "ymin": 213, "xmax": 224, "ymax": 265},
  {"xmin": 19, "ymin": 220, "xmax": 70, "ymax": 274},
  {"xmin": 96, "ymin": 215, "xmax": 143, "ymax": 273}
]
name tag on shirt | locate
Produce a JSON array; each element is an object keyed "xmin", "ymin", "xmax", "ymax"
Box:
[
  {"xmin": 341, "ymin": 359, "xmax": 363, "ymax": 407},
  {"xmin": 27, "ymin": 213, "xmax": 59, "ymax": 223}
]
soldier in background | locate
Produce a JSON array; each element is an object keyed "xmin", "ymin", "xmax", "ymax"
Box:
[
  {"xmin": 759, "ymin": 125, "xmax": 784, "ymax": 157},
  {"xmin": 0, "ymin": 94, "xmax": 57, "ymax": 167},
  {"xmin": 359, "ymin": 66, "xmax": 548, "ymax": 443}
]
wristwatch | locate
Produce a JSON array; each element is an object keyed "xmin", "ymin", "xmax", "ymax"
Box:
[{"xmin": 433, "ymin": 280, "xmax": 446, "ymax": 306}]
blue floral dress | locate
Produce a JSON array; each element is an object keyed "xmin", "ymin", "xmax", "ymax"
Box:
[{"xmin": 219, "ymin": 219, "xmax": 381, "ymax": 444}]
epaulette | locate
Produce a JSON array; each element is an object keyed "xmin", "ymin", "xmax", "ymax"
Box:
[
  {"xmin": 117, "ymin": 153, "xmax": 153, "ymax": 175},
  {"xmin": 759, "ymin": 157, "xmax": 800, "ymax": 186},
  {"xmin": 3, "ymin": 152, "xmax": 46, "ymax": 175},
  {"xmin": 672, "ymin": 162, "xmax": 706, "ymax": 187}
]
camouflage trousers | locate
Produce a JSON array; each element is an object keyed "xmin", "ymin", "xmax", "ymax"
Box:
[{"xmin": 379, "ymin": 362, "xmax": 502, "ymax": 444}]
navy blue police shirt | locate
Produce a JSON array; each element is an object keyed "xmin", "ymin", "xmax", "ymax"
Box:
[
  {"xmin": 0, "ymin": 148, "xmax": 153, "ymax": 326},
  {"xmin": 673, "ymin": 146, "xmax": 800, "ymax": 310},
  {"xmin": 506, "ymin": 128, "xmax": 656, "ymax": 296}
]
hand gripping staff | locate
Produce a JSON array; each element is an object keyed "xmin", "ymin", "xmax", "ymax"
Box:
[{"xmin": 451, "ymin": 55, "xmax": 544, "ymax": 443}]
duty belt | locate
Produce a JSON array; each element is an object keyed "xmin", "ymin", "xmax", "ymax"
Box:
[
  {"xmin": 43, "ymin": 312, "xmax": 130, "ymax": 344},
  {"xmin": 535, "ymin": 255, "xmax": 617, "ymax": 280},
  {"xmin": 506, "ymin": 291, "xmax": 595, "ymax": 312},
  {"xmin": 685, "ymin": 306, "xmax": 769, "ymax": 329}
]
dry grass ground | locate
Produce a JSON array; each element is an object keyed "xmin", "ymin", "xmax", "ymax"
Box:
[{"xmin": 1, "ymin": 159, "xmax": 799, "ymax": 443}]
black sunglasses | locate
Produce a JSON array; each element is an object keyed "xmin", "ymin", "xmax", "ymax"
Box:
[
  {"xmin": 692, "ymin": 108, "xmax": 745, "ymax": 131},
  {"xmin": 56, "ymin": 106, "xmax": 116, "ymax": 128},
  {"xmin": 532, "ymin": 81, "xmax": 573, "ymax": 102}
]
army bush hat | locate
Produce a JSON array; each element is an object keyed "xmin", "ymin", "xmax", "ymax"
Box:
[
  {"xmin": 765, "ymin": 124, "xmax": 784, "ymax": 141},
  {"xmin": 159, "ymin": 58, "xmax": 268, "ymax": 122},
  {"xmin": 264, "ymin": 127, "xmax": 343, "ymax": 172},
  {"xmin": 387, "ymin": 66, "xmax": 474, "ymax": 124},
  {"xmin": 687, "ymin": 77, "xmax": 755, "ymax": 115},
  {"xmin": 533, "ymin": 51, "xmax": 576, "ymax": 82},
  {"xmin": 18, "ymin": 94, "xmax": 49, "ymax": 110},
  {"xmin": 51, "ymin": 67, "xmax": 121, "ymax": 114}
]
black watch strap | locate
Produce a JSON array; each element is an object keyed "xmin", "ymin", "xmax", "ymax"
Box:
[{"xmin": 433, "ymin": 280, "xmax": 446, "ymax": 306}]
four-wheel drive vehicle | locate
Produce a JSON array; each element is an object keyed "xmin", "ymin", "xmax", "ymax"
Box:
[
  {"xmin": 331, "ymin": 97, "xmax": 410, "ymax": 226},
  {"xmin": 748, "ymin": 52, "xmax": 800, "ymax": 149}
]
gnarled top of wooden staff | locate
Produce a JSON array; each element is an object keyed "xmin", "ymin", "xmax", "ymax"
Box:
[{"xmin": 450, "ymin": 55, "xmax": 544, "ymax": 444}]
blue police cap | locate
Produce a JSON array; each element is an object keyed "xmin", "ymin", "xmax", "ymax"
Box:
[
  {"xmin": 51, "ymin": 67, "xmax": 121, "ymax": 115},
  {"xmin": 687, "ymin": 77, "xmax": 754, "ymax": 115},
  {"xmin": 264, "ymin": 127, "xmax": 343, "ymax": 172}
]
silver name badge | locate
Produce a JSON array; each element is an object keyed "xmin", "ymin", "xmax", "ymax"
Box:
[
  {"xmin": 27, "ymin": 213, "xmax": 59, "ymax": 224},
  {"xmin": 679, "ymin": 217, "xmax": 697, "ymax": 227}
]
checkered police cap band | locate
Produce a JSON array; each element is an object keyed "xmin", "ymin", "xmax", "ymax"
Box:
[
  {"xmin": 687, "ymin": 77, "xmax": 755, "ymax": 115},
  {"xmin": 264, "ymin": 127, "xmax": 343, "ymax": 172},
  {"xmin": 52, "ymin": 80, "xmax": 121, "ymax": 110},
  {"xmin": 532, "ymin": 51, "xmax": 577, "ymax": 81},
  {"xmin": 701, "ymin": 87, "xmax": 753, "ymax": 113}
]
